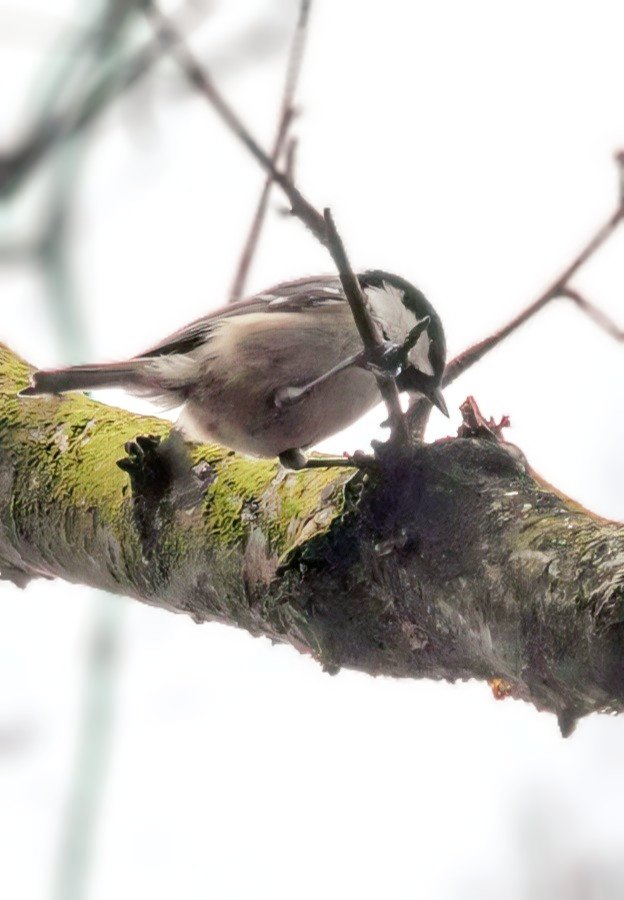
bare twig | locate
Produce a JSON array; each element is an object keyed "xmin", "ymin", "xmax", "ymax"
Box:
[
  {"xmin": 228, "ymin": 108, "xmax": 295, "ymax": 300},
  {"xmin": 147, "ymin": 1, "xmax": 624, "ymax": 446},
  {"xmin": 407, "ymin": 199, "xmax": 624, "ymax": 436},
  {"xmin": 35, "ymin": 8, "xmax": 140, "ymax": 897},
  {"xmin": 144, "ymin": 0, "xmax": 327, "ymax": 243},
  {"xmin": 0, "ymin": 3, "xmax": 210, "ymax": 199},
  {"xmin": 555, "ymin": 286, "xmax": 623, "ymax": 341},
  {"xmin": 229, "ymin": 0, "xmax": 312, "ymax": 302},
  {"xmin": 323, "ymin": 209, "xmax": 408, "ymax": 443},
  {"xmin": 442, "ymin": 203, "xmax": 624, "ymax": 388},
  {"xmin": 284, "ymin": 136, "xmax": 298, "ymax": 183},
  {"xmin": 616, "ymin": 150, "xmax": 624, "ymax": 203},
  {"xmin": 146, "ymin": 1, "xmax": 410, "ymax": 440},
  {"xmin": 0, "ymin": 37, "xmax": 169, "ymax": 198}
]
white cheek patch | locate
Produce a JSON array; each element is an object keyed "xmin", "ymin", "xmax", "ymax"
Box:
[
  {"xmin": 365, "ymin": 281, "xmax": 435, "ymax": 376},
  {"xmin": 364, "ymin": 282, "xmax": 407, "ymax": 341},
  {"xmin": 409, "ymin": 328, "xmax": 435, "ymax": 376}
]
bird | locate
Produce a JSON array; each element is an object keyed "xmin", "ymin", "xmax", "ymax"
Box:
[{"xmin": 21, "ymin": 270, "xmax": 448, "ymax": 469}]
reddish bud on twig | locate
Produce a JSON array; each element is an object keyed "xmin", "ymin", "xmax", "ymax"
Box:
[{"xmin": 457, "ymin": 396, "xmax": 511, "ymax": 442}]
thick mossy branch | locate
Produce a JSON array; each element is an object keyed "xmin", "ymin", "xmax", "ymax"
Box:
[
  {"xmin": 1, "ymin": 344, "xmax": 622, "ymax": 727},
  {"xmin": 0, "ymin": 346, "xmax": 352, "ymax": 637}
]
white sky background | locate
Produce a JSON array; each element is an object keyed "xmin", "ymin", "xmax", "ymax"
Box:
[{"xmin": 1, "ymin": 0, "xmax": 624, "ymax": 898}]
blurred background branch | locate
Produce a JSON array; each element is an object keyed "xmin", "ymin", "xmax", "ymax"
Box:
[
  {"xmin": 0, "ymin": 2, "xmax": 294, "ymax": 897},
  {"xmin": 1, "ymin": 3, "xmax": 623, "ymax": 899},
  {"xmin": 0, "ymin": 0, "xmax": 296, "ymax": 200},
  {"xmin": 17, "ymin": 6, "xmax": 150, "ymax": 898},
  {"xmin": 228, "ymin": 0, "xmax": 312, "ymax": 302}
]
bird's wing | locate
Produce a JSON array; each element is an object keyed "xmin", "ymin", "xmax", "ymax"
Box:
[{"xmin": 137, "ymin": 276, "xmax": 346, "ymax": 359}]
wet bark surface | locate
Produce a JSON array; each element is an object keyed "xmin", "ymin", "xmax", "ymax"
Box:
[{"xmin": 1, "ymin": 344, "xmax": 622, "ymax": 732}]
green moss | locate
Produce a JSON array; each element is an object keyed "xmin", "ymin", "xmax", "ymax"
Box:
[
  {"xmin": 0, "ymin": 344, "xmax": 354, "ymax": 564},
  {"xmin": 0, "ymin": 344, "xmax": 31, "ymax": 393},
  {"xmin": 200, "ymin": 450, "xmax": 355, "ymax": 554}
]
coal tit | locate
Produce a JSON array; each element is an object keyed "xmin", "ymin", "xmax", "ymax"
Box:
[{"xmin": 22, "ymin": 271, "xmax": 448, "ymax": 466}]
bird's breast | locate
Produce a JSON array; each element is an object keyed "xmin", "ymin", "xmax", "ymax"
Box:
[{"xmin": 177, "ymin": 310, "xmax": 381, "ymax": 456}]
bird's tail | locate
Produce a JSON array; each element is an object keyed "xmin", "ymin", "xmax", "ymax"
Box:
[{"xmin": 20, "ymin": 361, "xmax": 143, "ymax": 396}]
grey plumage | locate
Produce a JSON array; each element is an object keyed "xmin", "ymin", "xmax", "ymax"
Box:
[
  {"xmin": 20, "ymin": 272, "xmax": 447, "ymax": 459},
  {"xmin": 22, "ymin": 362, "xmax": 141, "ymax": 396}
]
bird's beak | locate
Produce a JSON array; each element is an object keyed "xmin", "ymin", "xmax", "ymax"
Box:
[{"xmin": 430, "ymin": 387, "xmax": 449, "ymax": 418}]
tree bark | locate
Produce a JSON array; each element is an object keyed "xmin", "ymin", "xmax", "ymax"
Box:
[{"xmin": 1, "ymin": 344, "xmax": 622, "ymax": 732}]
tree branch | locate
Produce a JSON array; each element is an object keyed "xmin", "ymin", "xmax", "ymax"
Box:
[
  {"xmin": 323, "ymin": 208, "xmax": 408, "ymax": 443},
  {"xmin": 443, "ymin": 203, "xmax": 624, "ymax": 388},
  {"xmin": 143, "ymin": 3, "xmax": 624, "ymax": 448},
  {"xmin": 406, "ymin": 200, "xmax": 624, "ymax": 437},
  {"xmin": 0, "ymin": 2, "xmax": 233, "ymax": 198},
  {"xmin": 229, "ymin": 0, "xmax": 312, "ymax": 302},
  {"xmin": 554, "ymin": 286, "xmax": 624, "ymax": 341},
  {"xmin": 144, "ymin": 0, "xmax": 327, "ymax": 243},
  {"xmin": 3, "ymin": 344, "xmax": 623, "ymax": 733},
  {"xmin": 0, "ymin": 23, "xmax": 175, "ymax": 198},
  {"xmin": 143, "ymin": 2, "xmax": 409, "ymax": 440}
]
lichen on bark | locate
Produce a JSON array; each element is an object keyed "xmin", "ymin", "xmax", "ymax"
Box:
[{"xmin": 1, "ymin": 343, "xmax": 622, "ymax": 731}]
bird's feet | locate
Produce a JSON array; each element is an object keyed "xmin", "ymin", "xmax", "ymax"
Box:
[{"xmin": 278, "ymin": 448, "xmax": 375, "ymax": 471}]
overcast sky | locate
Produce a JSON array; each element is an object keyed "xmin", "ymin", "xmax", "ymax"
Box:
[{"xmin": 1, "ymin": 1, "xmax": 624, "ymax": 898}]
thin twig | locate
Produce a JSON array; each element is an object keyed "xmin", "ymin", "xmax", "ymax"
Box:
[
  {"xmin": 554, "ymin": 286, "xmax": 623, "ymax": 341},
  {"xmin": 41, "ymin": 8, "xmax": 142, "ymax": 898},
  {"xmin": 228, "ymin": 108, "xmax": 294, "ymax": 301},
  {"xmin": 0, "ymin": 39, "xmax": 169, "ymax": 198},
  {"xmin": 284, "ymin": 136, "xmax": 298, "ymax": 183},
  {"xmin": 442, "ymin": 203, "xmax": 624, "ymax": 388},
  {"xmin": 323, "ymin": 209, "xmax": 408, "ymax": 443},
  {"xmin": 406, "ymin": 201, "xmax": 624, "ymax": 436},
  {"xmin": 229, "ymin": 0, "xmax": 312, "ymax": 302},
  {"xmin": 144, "ymin": 0, "xmax": 327, "ymax": 243},
  {"xmin": 146, "ymin": 1, "xmax": 410, "ymax": 440},
  {"xmin": 0, "ymin": 2, "xmax": 211, "ymax": 199},
  {"xmin": 147, "ymin": 1, "xmax": 624, "ymax": 445}
]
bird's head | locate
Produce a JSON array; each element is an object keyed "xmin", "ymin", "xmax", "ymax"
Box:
[{"xmin": 361, "ymin": 271, "xmax": 449, "ymax": 417}]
